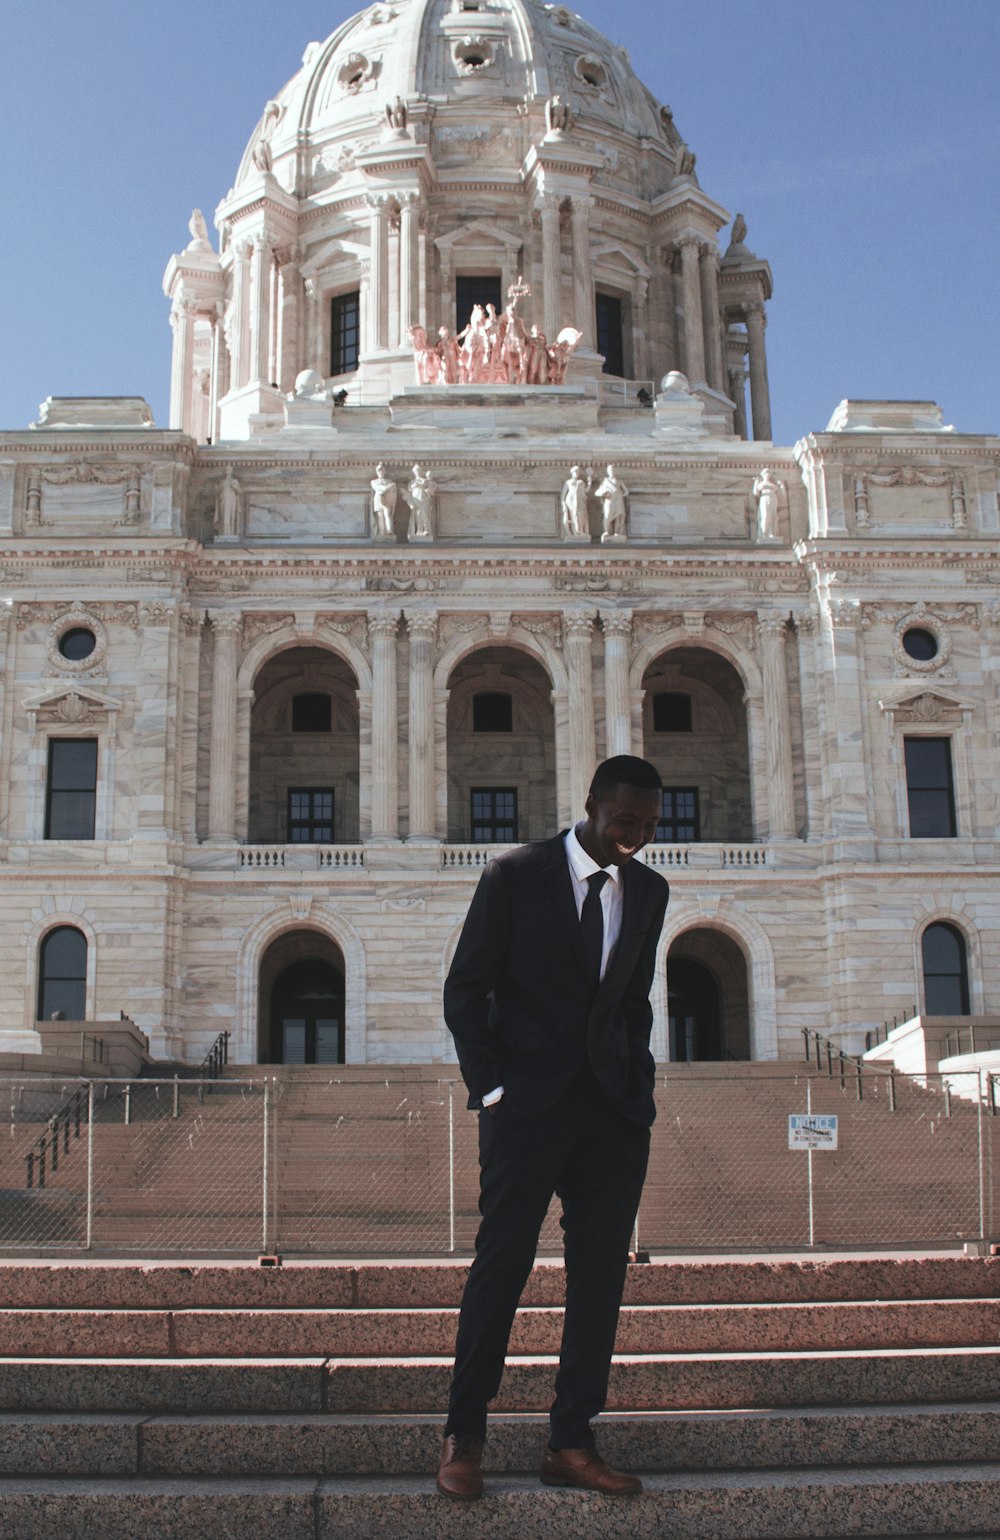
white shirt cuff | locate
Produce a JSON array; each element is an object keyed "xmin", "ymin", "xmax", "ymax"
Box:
[{"xmin": 481, "ymin": 1085, "xmax": 504, "ymax": 1106}]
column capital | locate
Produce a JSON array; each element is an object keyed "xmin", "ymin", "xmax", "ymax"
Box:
[
  {"xmin": 397, "ymin": 189, "xmax": 421, "ymax": 210},
  {"xmin": 366, "ymin": 191, "xmax": 391, "ymax": 213},
  {"xmin": 827, "ymin": 598, "xmax": 862, "ymax": 630},
  {"xmin": 756, "ymin": 613, "xmax": 789, "ymax": 639},
  {"xmin": 207, "ymin": 609, "xmax": 242, "ymax": 637},
  {"xmin": 570, "ymin": 194, "xmax": 595, "ymax": 215},
  {"xmin": 563, "ymin": 609, "xmax": 596, "ymax": 640},
  {"xmin": 368, "ymin": 608, "xmax": 401, "ymax": 640},
  {"xmin": 537, "ymin": 190, "xmax": 562, "ymax": 214},
  {"xmin": 699, "ymin": 242, "xmax": 721, "ymax": 267},
  {"xmin": 404, "ymin": 607, "xmax": 438, "ymax": 640},
  {"xmin": 676, "ymin": 234, "xmax": 702, "ymax": 256},
  {"xmin": 745, "ymin": 297, "xmax": 767, "ymax": 320},
  {"xmin": 600, "ymin": 609, "xmax": 633, "ymax": 638}
]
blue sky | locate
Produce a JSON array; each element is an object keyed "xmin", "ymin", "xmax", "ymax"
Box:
[{"xmin": 2, "ymin": 0, "xmax": 997, "ymax": 444}]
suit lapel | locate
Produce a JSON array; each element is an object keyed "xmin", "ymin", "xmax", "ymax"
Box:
[
  {"xmin": 595, "ymin": 860, "xmax": 646, "ymax": 1002},
  {"xmin": 541, "ymin": 834, "xmax": 592, "ymax": 983}
]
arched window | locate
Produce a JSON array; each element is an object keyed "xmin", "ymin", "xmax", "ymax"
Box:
[
  {"xmin": 37, "ymin": 927, "xmax": 87, "ymax": 1021},
  {"xmin": 922, "ymin": 922, "xmax": 970, "ymax": 1016}
]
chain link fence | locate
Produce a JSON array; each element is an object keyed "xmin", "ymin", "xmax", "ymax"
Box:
[{"xmin": 0, "ymin": 1066, "xmax": 996, "ymax": 1256}]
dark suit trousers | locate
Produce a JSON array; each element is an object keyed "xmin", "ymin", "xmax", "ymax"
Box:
[{"xmin": 444, "ymin": 1067, "xmax": 650, "ymax": 1447}]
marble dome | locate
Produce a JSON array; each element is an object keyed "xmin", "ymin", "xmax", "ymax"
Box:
[{"xmin": 231, "ymin": 0, "xmax": 685, "ymax": 201}]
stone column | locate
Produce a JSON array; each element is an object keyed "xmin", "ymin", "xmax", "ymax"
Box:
[
  {"xmin": 601, "ymin": 610, "xmax": 633, "ymax": 757},
  {"xmin": 398, "ymin": 193, "xmax": 420, "ymax": 341},
  {"xmin": 539, "ymin": 194, "xmax": 562, "ymax": 342},
  {"xmin": 168, "ymin": 299, "xmax": 195, "ymax": 432},
  {"xmin": 368, "ymin": 609, "xmax": 399, "ymax": 841},
  {"xmin": 278, "ymin": 249, "xmax": 301, "ymax": 393},
  {"xmin": 728, "ymin": 363, "xmax": 748, "ymax": 441},
  {"xmin": 757, "ymin": 614, "xmax": 796, "ymax": 838},
  {"xmin": 699, "ymin": 245, "xmax": 726, "ymax": 395},
  {"xmin": 249, "ymin": 233, "xmax": 272, "ymax": 384},
  {"xmin": 207, "ymin": 302, "xmax": 224, "ymax": 444},
  {"xmin": 207, "ymin": 611, "xmax": 241, "ymax": 842},
  {"xmin": 570, "ymin": 196, "xmax": 595, "ymax": 349},
  {"xmin": 230, "ymin": 241, "xmax": 251, "ymax": 390},
  {"xmin": 677, "ymin": 237, "xmax": 706, "ymax": 386},
  {"xmin": 821, "ymin": 597, "xmax": 874, "ymax": 840},
  {"xmin": 367, "ymin": 195, "xmax": 390, "ymax": 353},
  {"xmin": 745, "ymin": 300, "xmax": 773, "ymax": 440},
  {"xmin": 405, "ymin": 609, "xmax": 437, "ymax": 841},
  {"xmin": 564, "ymin": 611, "xmax": 597, "ymax": 817}
]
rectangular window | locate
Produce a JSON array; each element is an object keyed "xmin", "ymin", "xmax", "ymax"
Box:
[
  {"xmin": 287, "ymin": 788, "xmax": 335, "ymax": 844},
  {"xmin": 330, "ymin": 291, "xmax": 360, "ymax": 375},
  {"xmin": 45, "ymin": 739, "xmax": 97, "ymax": 839},
  {"xmin": 657, "ymin": 787, "xmax": 700, "ymax": 843},
  {"xmin": 595, "ymin": 290, "xmax": 625, "ymax": 377},
  {"xmin": 456, "ymin": 275, "xmax": 502, "ymax": 335},
  {"xmin": 470, "ymin": 787, "xmax": 518, "ymax": 843},
  {"xmin": 904, "ymin": 737, "xmax": 956, "ymax": 837}
]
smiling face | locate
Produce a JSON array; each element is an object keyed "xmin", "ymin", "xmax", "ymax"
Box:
[{"xmin": 577, "ymin": 783, "xmax": 663, "ymax": 869}]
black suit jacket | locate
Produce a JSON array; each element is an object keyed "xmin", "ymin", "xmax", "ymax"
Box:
[{"xmin": 444, "ymin": 834, "xmax": 669, "ymax": 1126}]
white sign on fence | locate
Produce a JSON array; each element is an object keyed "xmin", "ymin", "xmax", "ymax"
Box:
[{"xmin": 788, "ymin": 1114, "xmax": 838, "ymax": 1151}]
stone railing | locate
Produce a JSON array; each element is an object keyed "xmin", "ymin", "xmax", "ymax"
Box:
[
  {"xmin": 239, "ymin": 845, "xmax": 365, "ymax": 870},
  {"xmin": 441, "ymin": 843, "xmax": 767, "ymax": 872}
]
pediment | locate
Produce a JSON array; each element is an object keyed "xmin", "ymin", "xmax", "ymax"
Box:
[
  {"xmin": 25, "ymin": 686, "xmax": 121, "ymax": 726},
  {"xmin": 591, "ymin": 242, "xmax": 651, "ymax": 280},
  {"xmin": 879, "ymin": 689, "xmax": 969, "ymax": 726},
  {"xmin": 302, "ymin": 235, "xmax": 369, "ymax": 278},
  {"xmin": 434, "ymin": 220, "xmax": 522, "ymax": 252}
]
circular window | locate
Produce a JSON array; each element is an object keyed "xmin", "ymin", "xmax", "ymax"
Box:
[
  {"xmin": 58, "ymin": 627, "xmax": 97, "ymax": 662},
  {"xmin": 575, "ymin": 55, "xmax": 608, "ymax": 90},
  {"xmin": 902, "ymin": 627, "xmax": 938, "ymax": 663}
]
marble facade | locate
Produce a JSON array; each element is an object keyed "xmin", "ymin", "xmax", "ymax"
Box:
[{"xmin": 1, "ymin": 0, "xmax": 997, "ymax": 1069}]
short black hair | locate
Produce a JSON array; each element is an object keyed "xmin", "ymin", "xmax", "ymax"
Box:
[{"xmin": 589, "ymin": 755, "xmax": 663, "ymax": 801}]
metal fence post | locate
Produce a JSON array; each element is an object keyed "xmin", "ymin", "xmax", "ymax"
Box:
[
  {"xmin": 85, "ymin": 1081, "xmax": 94, "ymax": 1252},
  {"xmin": 262, "ymin": 1078, "xmax": 270, "ymax": 1255},
  {"xmin": 447, "ymin": 1080, "xmax": 456, "ymax": 1254},
  {"xmin": 977, "ymin": 1071, "xmax": 987, "ymax": 1246},
  {"xmin": 172, "ymin": 1075, "xmax": 180, "ymax": 1120}
]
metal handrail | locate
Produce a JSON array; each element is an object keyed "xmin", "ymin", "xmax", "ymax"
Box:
[
  {"xmin": 200, "ymin": 1031, "xmax": 230, "ymax": 1081},
  {"xmin": 24, "ymin": 1086, "xmax": 88, "ymax": 1190}
]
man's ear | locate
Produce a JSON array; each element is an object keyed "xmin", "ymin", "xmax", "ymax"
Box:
[{"xmin": 583, "ymin": 792, "xmax": 597, "ymax": 822}]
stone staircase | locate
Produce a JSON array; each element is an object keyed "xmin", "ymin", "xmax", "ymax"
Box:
[{"xmin": 1, "ymin": 1254, "xmax": 1000, "ymax": 1535}]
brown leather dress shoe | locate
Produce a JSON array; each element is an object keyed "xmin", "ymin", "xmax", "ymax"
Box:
[
  {"xmin": 540, "ymin": 1444, "xmax": 642, "ymax": 1495},
  {"xmin": 436, "ymin": 1433, "xmax": 484, "ymax": 1500}
]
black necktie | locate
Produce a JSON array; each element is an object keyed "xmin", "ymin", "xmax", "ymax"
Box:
[{"xmin": 580, "ymin": 870, "xmax": 609, "ymax": 986}]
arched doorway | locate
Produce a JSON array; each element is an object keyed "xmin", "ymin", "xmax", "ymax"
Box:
[
  {"xmin": 641, "ymin": 647, "xmax": 752, "ymax": 843},
  {"xmin": 258, "ymin": 931, "xmax": 346, "ymax": 1064},
  {"xmin": 445, "ymin": 646, "xmax": 556, "ymax": 843},
  {"xmin": 667, "ymin": 929, "xmax": 750, "ymax": 1060}
]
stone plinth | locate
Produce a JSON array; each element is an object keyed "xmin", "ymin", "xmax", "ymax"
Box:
[{"xmin": 388, "ymin": 385, "xmax": 599, "ymax": 433}]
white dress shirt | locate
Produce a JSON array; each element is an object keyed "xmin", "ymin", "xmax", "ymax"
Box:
[{"xmin": 482, "ymin": 824, "xmax": 623, "ymax": 1108}]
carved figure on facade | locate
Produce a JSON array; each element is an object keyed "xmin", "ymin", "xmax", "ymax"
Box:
[
  {"xmin": 187, "ymin": 209, "xmax": 212, "ymax": 250},
  {"xmin": 405, "ymin": 464, "xmax": 435, "ymax": 541},
  {"xmin": 457, "ymin": 305, "xmax": 490, "ymax": 384},
  {"xmin": 407, "ymin": 327, "xmax": 441, "ymax": 384},
  {"xmin": 385, "ymin": 95, "xmax": 408, "ymax": 134},
  {"xmin": 409, "ymin": 275, "xmax": 581, "ymax": 386},
  {"xmin": 544, "ymin": 94, "xmax": 573, "ymax": 136},
  {"xmin": 950, "ymin": 475, "xmax": 968, "ymax": 530},
  {"xmin": 852, "ymin": 475, "xmax": 871, "ymax": 528},
  {"xmin": 752, "ymin": 466, "xmax": 784, "ymax": 542},
  {"xmin": 370, "ymin": 464, "xmax": 398, "ymax": 540},
  {"xmin": 436, "ymin": 327, "xmax": 461, "ymax": 384},
  {"xmin": 215, "ymin": 466, "xmax": 242, "ymax": 540},
  {"xmin": 24, "ymin": 473, "xmax": 42, "ymax": 527},
  {"xmin": 594, "ymin": 465, "xmax": 629, "ymax": 543},
  {"xmin": 560, "ymin": 465, "xmax": 592, "ymax": 541}
]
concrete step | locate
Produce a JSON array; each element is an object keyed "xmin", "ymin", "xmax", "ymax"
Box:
[
  {"xmin": 3, "ymin": 1297, "xmax": 1000, "ymax": 1358},
  {"xmin": 4, "ymin": 1405, "xmax": 1000, "ymax": 1479},
  {"xmin": 3, "ymin": 1346, "xmax": 1000, "ymax": 1414},
  {"xmin": 4, "ymin": 1255, "xmax": 1000, "ymax": 1311},
  {"xmin": 0, "ymin": 1462, "xmax": 998, "ymax": 1538}
]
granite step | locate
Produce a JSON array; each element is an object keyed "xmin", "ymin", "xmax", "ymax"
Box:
[
  {"xmin": 3, "ymin": 1345, "xmax": 1000, "ymax": 1414},
  {"xmin": 0, "ymin": 1462, "xmax": 998, "ymax": 1539},
  {"xmin": 3, "ymin": 1296, "xmax": 1000, "ymax": 1358},
  {"xmin": 4, "ymin": 1404, "xmax": 1000, "ymax": 1479}
]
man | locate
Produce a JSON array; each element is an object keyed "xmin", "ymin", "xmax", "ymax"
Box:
[{"xmin": 438, "ymin": 755, "xmax": 669, "ymax": 1500}]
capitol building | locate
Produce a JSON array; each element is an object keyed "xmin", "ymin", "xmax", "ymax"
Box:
[{"xmin": 2, "ymin": 0, "xmax": 998, "ymax": 1075}]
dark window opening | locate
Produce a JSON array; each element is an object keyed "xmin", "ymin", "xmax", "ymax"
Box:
[
  {"xmin": 58, "ymin": 628, "xmax": 96, "ymax": 662},
  {"xmin": 471, "ymin": 787, "xmax": 518, "ymax": 843},
  {"xmin": 902, "ymin": 627, "xmax": 938, "ymax": 662},
  {"xmin": 904, "ymin": 737, "xmax": 956, "ymax": 837},
  {"xmin": 292, "ymin": 693, "xmax": 332, "ymax": 733},
  {"xmin": 45, "ymin": 739, "xmax": 97, "ymax": 840},
  {"xmin": 456, "ymin": 275, "xmax": 502, "ymax": 335},
  {"xmin": 668, "ymin": 958, "xmax": 722, "ymax": 1061},
  {"xmin": 37, "ymin": 926, "xmax": 87, "ymax": 1021},
  {"xmin": 472, "ymin": 692, "xmax": 513, "ymax": 732},
  {"xmin": 287, "ymin": 788, "xmax": 335, "ymax": 844},
  {"xmin": 657, "ymin": 787, "xmax": 700, "ymax": 843},
  {"xmin": 330, "ymin": 291, "xmax": 360, "ymax": 375},
  {"xmin": 595, "ymin": 290, "xmax": 624, "ymax": 376},
  {"xmin": 922, "ymin": 922, "xmax": 970, "ymax": 1015},
  {"xmin": 270, "ymin": 959, "xmax": 345, "ymax": 1065},
  {"xmin": 653, "ymin": 692, "xmax": 693, "ymax": 732}
]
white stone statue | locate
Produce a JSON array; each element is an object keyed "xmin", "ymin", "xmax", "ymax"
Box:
[
  {"xmin": 594, "ymin": 464, "xmax": 629, "ymax": 542},
  {"xmin": 545, "ymin": 94, "xmax": 573, "ymax": 135},
  {"xmin": 371, "ymin": 463, "xmax": 398, "ymax": 540},
  {"xmin": 187, "ymin": 209, "xmax": 211, "ymax": 250},
  {"xmin": 753, "ymin": 467, "xmax": 784, "ymax": 541},
  {"xmin": 408, "ymin": 326, "xmax": 441, "ymax": 385},
  {"xmin": 215, "ymin": 466, "xmax": 242, "ymax": 539},
  {"xmin": 385, "ymin": 95, "xmax": 408, "ymax": 133},
  {"xmin": 406, "ymin": 464, "xmax": 435, "ymax": 541},
  {"xmin": 560, "ymin": 465, "xmax": 592, "ymax": 540},
  {"xmin": 547, "ymin": 327, "xmax": 582, "ymax": 384},
  {"xmin": 457, "ymin": 304, "xmax": 489, "ymax": 384},
  {"xmin": 436, "ymin": 327, "xmax": 460, "ymax": 384}
]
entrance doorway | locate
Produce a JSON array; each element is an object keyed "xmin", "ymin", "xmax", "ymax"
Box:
[
  {"xmin": 258, "ymin": 930, "xmax": 346, "ymax": 1064},
  {"xmin": 270, "ymin": 959, "xmax": 344, "ymax": 1065},
  {"xmin": 666, "ymin": 928, "xmax": 751, "ymax": 1060}
]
